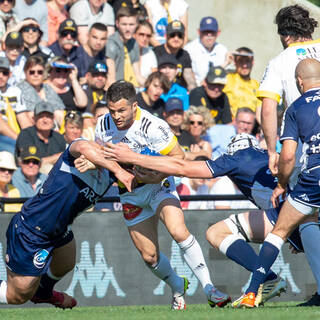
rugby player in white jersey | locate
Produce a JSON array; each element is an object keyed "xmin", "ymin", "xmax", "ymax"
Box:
[
  {"xmin": 93, "ymin": 80, "xmax": 230, "ymax": 309},
  {"xmin": 257, "ymin": 5, "xmax": 320, "ymax": 306}
]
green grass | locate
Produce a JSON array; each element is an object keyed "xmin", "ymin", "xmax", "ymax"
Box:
[{"xmin": 1, "ymin": 303, "xmax": 320, "ymax": 320}]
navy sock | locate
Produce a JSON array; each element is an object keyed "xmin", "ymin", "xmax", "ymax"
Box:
[
  {"xmin": 246, "ymin": 240, "xmax": 281, "ymax": 294},
  {"xmin": 34, "ymin": 274, "xmax": 60, "ymax": 299},
  {"xmin": 226, "ymin": 239, "xmax": 277, "ymax": 280}
]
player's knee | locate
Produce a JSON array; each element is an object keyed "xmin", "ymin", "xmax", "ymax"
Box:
[
  {"xmin": 141, "ymin": 250, "xmax": 158, "ymax": 266},
  {"xmin": 206, "ymin": 224, "xmax": 220, "ymax": 249},
  {"xmin": 170, "ymin": 226, "xmax": 190, "ymax": 243}
]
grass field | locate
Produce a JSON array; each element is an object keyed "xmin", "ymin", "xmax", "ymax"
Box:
[{"xmin": 0, "ymin": 303, "xmax": 320, "ymax": 320}]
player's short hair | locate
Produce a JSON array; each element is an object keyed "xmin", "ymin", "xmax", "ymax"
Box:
[
  {"xmin": 107, "ymin": 81, "xmax": 137, "ymax": 105},
  {"xmin": 227, "ymin": 133, "xmax": 260, "ymax": 155},
  {"xmin": 116, "ymin": 6, "xmax": 137, "ymax": 21},
  {"xmin": 275, "ymin": 5, "xmax": 318, "ymax": 38},
  {"xmin": 144, "ymin": 71, "xmax": 171, "ymax": 93},
  {"xmin": 90, "ymin": 23, "xmax": 107, "ymax": 33}
]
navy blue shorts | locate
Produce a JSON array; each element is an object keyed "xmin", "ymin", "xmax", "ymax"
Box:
[
  {"xmin": 6, "ymin": 214, "xmax": 74, "ymax": 276},
  {"xmin": 265, "ymin": 204, "xmax": 304, "ymax": 252}
]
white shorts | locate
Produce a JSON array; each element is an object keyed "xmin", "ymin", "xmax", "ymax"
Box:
[{"xmin": 120, "ymin": 176, "xmax": 179, "ymax": 227}]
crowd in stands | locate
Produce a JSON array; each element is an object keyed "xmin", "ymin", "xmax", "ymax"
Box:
[{"xmin": 0, "ymin": 0, "xmax": 263, "ymax": 212}]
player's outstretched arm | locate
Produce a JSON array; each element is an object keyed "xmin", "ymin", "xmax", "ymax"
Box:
[
  {"xmin": 104, "ymin": 142, "xmax": 213, "ymax": 178},
  {"xmin": 70, "ymin": 139, "xmax": 135, "ymax": 192}
]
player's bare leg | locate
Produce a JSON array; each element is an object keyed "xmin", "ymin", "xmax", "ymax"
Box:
[{"xmin": 159, "ymin": 198, "xmax": 230, "ymax": 307}]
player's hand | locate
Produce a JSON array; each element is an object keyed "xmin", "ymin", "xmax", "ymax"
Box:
[
  {"xmin": 268, "ymin": 152, "xmax": 279, "ymax": 176},
  {"xmin": 271, "ymin": 184, "xmax": 286, "ymax": 208},
  {"xmin": 115, "ymin": 168, "xmax": 135, "ymax": 192},
  {"xmin": 103, "ymin": 142, "xmax": 132, "ymax": 162},
  {"xmin": 74, "ymin": 155, "xmax": 97, "ymax": 172}
]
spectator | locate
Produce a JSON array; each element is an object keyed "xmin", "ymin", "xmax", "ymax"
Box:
[
  {"xmin": 163, "ymin": 97, "xmax": 195, "ymax": 152},
  {"xmin": 46, "ymin": 56, "xmax": 88, "ymax": 113},
  {"xmin": 145, "ymin": 0, "xmax": 188, "ymax": 46},
  {"xmin": 15, "ymin": 101, "xmax": 66, "ymax": 173},
  {"xmin": 135, "ymin": 71, "xmax": 168, "ymax": 118},
  {"xmin": 189, "ymin": 65, "xmax": 232, "ymax": 124},
  {"xmin": 17, "ymin": 55, "xmax": 65, "ymax": 127},
  {"xmin": 12, "ymin": 145, "xmax": 46, "ymax": 197},
  {"xmin": 106, "ymin": 7, "xmax": 144, "ymax": 87},
  {"xmin": 49, "ymin": 19, "xmax": 88, "ymax": 78},
  {"xmin": 113, "ymin": 0, "xmax": 148, "ymax": 21},
  {"xmin": 63, "ymin": 110, "xmax": 83, "ymax": 145},
  {"xmin": 0, "ymin": 0, "xmax": 19, "ymax": 41},
  {"xmin": 1, "ymin": 31, "xmax": 26, "ymax": 86},
  {"xmin": 82, "ymin": 23, "xmax": 108, "ymax": 76},
  {"xmin": 153, "ymin": 20, "xmax": 196, "ymax": 91},
  {"xmin": 82, "ymin": 59, "xmax": 108, "ymax": 117},
  {"xmin": 223, "ymin": 47, "xmax": 261, "ymax": 119},
  {"xmin": 158, "ymin": 53, "xmax": 188, "ymax": 110},
  {"xmin": 185, "ymin": 16, "xmax": 230, "ymax": 86},
  {"xmin": 0, "ymin": 56, "xmax": 32, "ymax": 149},
  {"xmin": 134, "ymin": 20, "xmax": 157, "ymax": 80},
  {"xmin": 70, "ymin": 0, "xmax": 115, "ymax": 46},
  {"xmin": 13, "ymin": 0, "xmax": 48, "ymax": 45},
  {"xmin": 0, "ymin": 150, "xmax": 21, "ymax": 212},
  {"xmin": 182, "ymin": 105, "xmax": 214, "ymax": 159},
  {"xmin": 207, "ymin": 107, "xmax": 256, "ymax": 159},
  {"xmin": 47, "ymin": 0, "xmax": 69, "ymax": 45},
  {"xmin": 15, "ymin": 18, "xmax": 54, "ymax": 62}
]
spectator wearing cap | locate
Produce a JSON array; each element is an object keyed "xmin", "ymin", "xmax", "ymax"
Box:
[
  {"xmin": 17, "ymin": 55, "xmax": 65, "ymax": 127},
  {"xmin": 185, "ymin": 16, "xmax": 230, "ymax": 86},
  {"xmin": 15, "ymin": 101, "xmax": 66, "ymax": 173},
  {"xmin": 47, "ymin": 0, "xmax": 69, "ymax": 46},
  {"xmin": 82, "ymin": 59, "xmax": 108, "ymax": 118},
  {"xmin": 223, "ymin": 47, "xmax": 261, "ymax": 119},
  {"xmin": 63, "ymin": 110, "xmax": 83, "ymax": 145},
  {"xmin": 12, "ymin": 18, "xmax": 54, "ymax": 63},
  {"xmin": 70, "ymin": 0, "xmax": 115, "ymax": 46},
  {"xmin": 158, "ymin": 53, "xmax": 189, "ymax": 111},
  {"xmin": 49, "ymin": 19, "xmax": 87, "ymax": 77},
  {"xmin": 163, "ymin": 97, "xmax": 195, "ymax": 153},
  {"xmin": 189, "ymin": 65, "xmax": 232, "ymax": 124},
  {"xmin": 12, "ymin": 145, "xmax": 46, "ymax": 197},
  {"xmin": 0, "ymin": 56, "xmax": 32, "ymax": 153},
  {"xmin": 82, "ymin": 23, "xmax": 108, "ymax": 76},
  {"xmin": 46, "ymin": 56, "xmax": 88, "ymax": 113},
  {"xmin": 145, "ymin": 0, "xmax": 188, "ymax": 46},
  {"xmin": 0, "ymin": 0, "xmax": 19, "ymax": 41},
  {"xmin": 154, "ymin": 20, "xmax": 196, "ymax": 91},
  {"xmin": 135, "ymin": 71, "xmax": 168, "ymax": 118},
  {"xmin": 13, "ymin": 0, "xmax": 49, "ymax": 45},
  {"xmin": 0, "ymin": 150, "xmax": 21, "ymax": 212},
  {"xmin": 0, "ymin": 31, "xmax": 26, "ymax": 86},
  {"xmin": 106, "ymin": 7, "xmax": 144, "ymax": 87}
]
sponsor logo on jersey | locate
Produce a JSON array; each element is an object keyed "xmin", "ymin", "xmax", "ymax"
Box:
[
  {"xmin": 121, "ymin": 137, "xmax": 131, "ymax": 144},
  {"xmin": 299, "ymin": 193, "xmax": 309, "ymax": 202},
  {"xmin": 33, "ymin": 249, "xmax": 49, "ymax": 269},
  {"xmin": 296, "ymin": 48, "xmax": 307, "ymax": 56},
  {"xmin": 122, "ymin": 203, "xmax": 143, "ymax": 220},
  {"xmin": 79, "ymin": 187, "xmax": 99, "ymax": 203},
  {"xmin": 158, "ymin": 126, "xmax": 170, "ymax": 142},
  {"xmin": 305, "ymin": 94, "xmax": 320, "ymax": 103}
]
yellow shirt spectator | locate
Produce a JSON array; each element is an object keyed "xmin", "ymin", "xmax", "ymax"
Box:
[{"xmin": 0, "ymin": 184, "xmax": 22, "ymax": 213}]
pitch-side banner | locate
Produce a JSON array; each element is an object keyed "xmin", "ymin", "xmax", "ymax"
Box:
[{"xmin": 0, "ymin": 210, "xmax": 315, "ymax": 307}]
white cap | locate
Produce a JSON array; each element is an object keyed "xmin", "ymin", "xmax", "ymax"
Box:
[{"xmin": 0, "ymin": 151, "xmax": 17, "ymax": 170}]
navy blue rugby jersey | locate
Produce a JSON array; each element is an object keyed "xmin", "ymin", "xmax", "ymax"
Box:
[
  {"xmin": 19, "ymin": 144, "xmax": 113, "ymax": 237},
  {"xmin": 206, "ymin": 147, "xmax": 278, "ymax": 209},
  {"xmin": 280, "ymin": 88, "xmax": 320, "ymax": 172}
]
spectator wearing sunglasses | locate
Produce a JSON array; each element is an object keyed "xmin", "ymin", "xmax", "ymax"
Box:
[
  {"xmin": 14, "ymin": 18, "xmax": 54, "ymax": 63},
  {"xmin": 153, "ymin": 20, "xmax": 196, "ymax": 91},
  {"xmin": 15, "ymin": 101, "xmax": 66, "ymax": 174},
  {"xmin": 49, "ymin": 19, "xmax": 87, "ymax": 77},
  {"xmin": 12, "ymin": 146, "xmax": 46, "ymax": 198},
  {"xmin": 46, "ymin": 57, "xmax": 88, "ymax": 113},
  {"xmin": 0, "ymin": 150, "xmax": 21, "ymax": 212},
  {"xmin": 17, "ymin": 56, "xmax": 66, "ymax": 127},
  {"xmin": 0, "ymin": 31, "xmax": 26, "ymax": 86},
  {"xmin": 13, "ymin": 0, "xmax": 49, "ymax": 46},
  {"xmin": 0, "ymin": 0, "xmax": 19, "ymax": 40},
  {"xmin": 69, "ymin": 0, "xmax": 115, "ymax": 46}
]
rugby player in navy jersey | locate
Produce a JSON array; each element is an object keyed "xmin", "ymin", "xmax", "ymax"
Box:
[
  {"xmin": 100, "ymin": 132, "xmax": 317, "ymax": 306},
  {"xmin": 0, "ymin": 139, "xmax": 134, "ymax": 308}
]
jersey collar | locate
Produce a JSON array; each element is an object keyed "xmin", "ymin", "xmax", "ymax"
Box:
[{"xmin": 288, "ymin": 39, "xmax": 320, "ymax": 47}]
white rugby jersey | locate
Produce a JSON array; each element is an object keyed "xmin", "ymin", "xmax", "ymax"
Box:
[
  {"xmin": 95, "ymin": 107, "xmax": 177, "ymax": 155},
  {"xmin": 257, "ymin": 39, "xmax": 320, "ymax": 107},
  {"xmin": 0, "ymin": 85, "xmax": 26, "ymax": 120}
]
